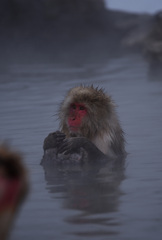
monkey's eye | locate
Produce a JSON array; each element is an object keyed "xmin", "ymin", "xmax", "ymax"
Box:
[
  {"xmin": 79, "ymin": 106, "xmax": 85, "ymax": 110},
  {"xmin": 71, "ymin": 104, "xmax": 76, "ymax": 109}
]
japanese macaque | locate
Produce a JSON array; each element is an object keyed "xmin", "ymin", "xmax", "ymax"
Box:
[
  {"xmin": 0, "ymin": 146, "xmax": 28, "ymax": 240},
  {"xmin": 43, "ymin": 86, "xmax": 126, "ymax": 164}
]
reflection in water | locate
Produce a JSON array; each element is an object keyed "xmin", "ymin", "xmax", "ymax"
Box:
[{"xmin": 41, "ymin": 158, "xmax": 125, "ymax": 236}]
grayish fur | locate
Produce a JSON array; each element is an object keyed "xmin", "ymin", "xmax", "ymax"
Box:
[{"xmin": 59, "ymin": 85, "xmax": 126, "ymax": 158}]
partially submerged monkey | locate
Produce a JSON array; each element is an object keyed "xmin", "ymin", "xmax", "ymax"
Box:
[
  {"xmin": 0, "ymin": 146, "xmax": 28, "ymax": 240},
  {"xmin": 43, "ymin": 86, "xmax": 126, "ymax": 163}
]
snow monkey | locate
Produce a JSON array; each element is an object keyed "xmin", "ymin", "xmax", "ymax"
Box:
[
  {"xmin": 0, "ymin": 145, "xmax": 28, "ymax": 240},
  {"xmin": 43, "ymin": 86, "xmax": 126, "ymax": 163}
]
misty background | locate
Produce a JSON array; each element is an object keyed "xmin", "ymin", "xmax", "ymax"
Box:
[
  {"xmin": 0, "ymin": 0, "xmax": 162, "ymax": 64},
  {"xmin": 107, "ymin": 0, "xmax": 162, "ymax": 13}
]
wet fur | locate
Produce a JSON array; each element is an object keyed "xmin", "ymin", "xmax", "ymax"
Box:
[{"xmin": 59, "ymin": 86, "xmax": 125, "ymax": 158}]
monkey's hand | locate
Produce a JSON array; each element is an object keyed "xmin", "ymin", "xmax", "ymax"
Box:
[
  {"xmin": 57, "ymin": 137, "xmax": 84, "ymax": 155},
  {"xmin": 43, "ymin": 131, "xmax": 66, "ymax": 151},
  {"xmin": 57, "ymin": 137, "xmax": 107, "ymax": 161}
]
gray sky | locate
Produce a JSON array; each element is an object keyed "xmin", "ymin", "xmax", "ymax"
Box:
[{"xmin": 105, "ymin": 0, "xmax": 162, "ymax": 14}]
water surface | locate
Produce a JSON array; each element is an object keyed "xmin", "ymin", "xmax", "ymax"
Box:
[{"xmin": 0, "ymin": 52, "xmax": 162, "ymax": 240}]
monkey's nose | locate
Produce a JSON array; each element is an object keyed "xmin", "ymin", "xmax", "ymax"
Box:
[
  {"xmin": 70, "ymin": 114, "xmax": 76, "ymax": 120},
  {"xmin": 70, "ymin": 117, "xmax": 76, "ymax": 121}
]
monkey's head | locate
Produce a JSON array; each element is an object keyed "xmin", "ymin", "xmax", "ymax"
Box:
[
  {"xmin": 0, "ymin": 146, "xmax": 25, "ymax": 179},
  {"xmin": 59, "ymin": 86, "xmax": 116, "ymax": 139}
]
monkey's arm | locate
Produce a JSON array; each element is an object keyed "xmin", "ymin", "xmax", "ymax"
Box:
[
  {"xmin": 57, "ymin": 137, "xmax": 108, "ymax": 162},
  {"xmin": 43, "ymin": 131, "xmax": 66, "ymax": 151}
]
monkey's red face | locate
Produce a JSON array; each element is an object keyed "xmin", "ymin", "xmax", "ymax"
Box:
[{"xmin": 68, "ymin": 103, "xmax": 87, "ymax": 132}]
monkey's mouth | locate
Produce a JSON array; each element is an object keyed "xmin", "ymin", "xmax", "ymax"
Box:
[
  {"xmin": 69, "ymin": 125, "xmax": 79, "ymax": 132},
  {"xmin": 68, "ymin": 126, "xmax": 82, "ymax": 137}
]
